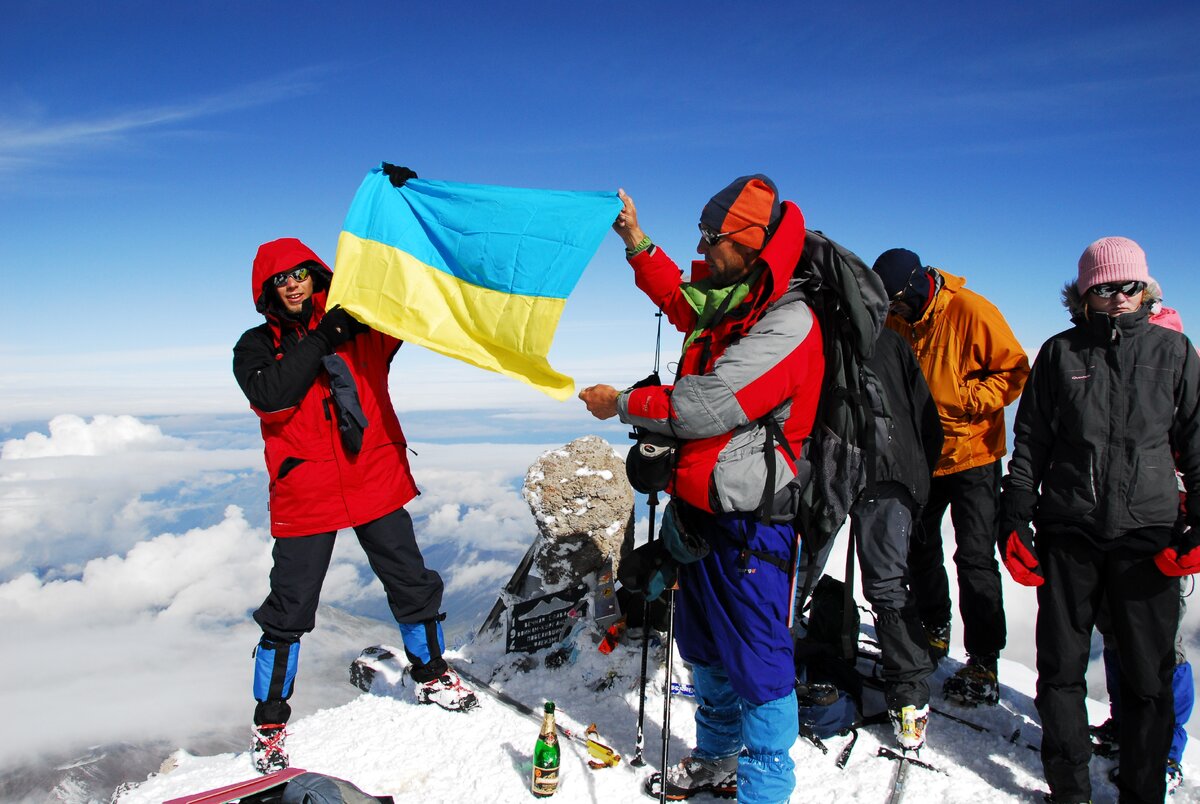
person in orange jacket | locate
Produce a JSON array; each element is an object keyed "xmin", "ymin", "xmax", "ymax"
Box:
[{"xmin": 872, "ymin": 248, "xmax": 1029, "ymax": 707}]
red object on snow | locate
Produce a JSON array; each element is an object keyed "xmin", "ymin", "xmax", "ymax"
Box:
[{"xmin": 162, "ymin": 767, "xmax": 307, "ymax": 804}]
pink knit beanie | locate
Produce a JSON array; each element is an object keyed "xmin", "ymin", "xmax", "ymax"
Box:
[{"xmin": 1076, "ymin": 236, "xmax": 1150, "ymax": 293}]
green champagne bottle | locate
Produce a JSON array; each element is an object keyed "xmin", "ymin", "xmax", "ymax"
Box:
[{"xmin": 531, "ymin": 701, "xmax": 560, "ymax": 797}]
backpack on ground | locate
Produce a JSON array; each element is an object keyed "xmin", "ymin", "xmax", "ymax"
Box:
[{"xmin": 794, "ymin": 574, "xmax": 866, "ymax": 740}]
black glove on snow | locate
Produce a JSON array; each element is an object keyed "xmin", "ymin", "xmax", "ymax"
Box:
[{"xmin": 382, "ymin": 162, "xmax": 418, "ymax": 187}]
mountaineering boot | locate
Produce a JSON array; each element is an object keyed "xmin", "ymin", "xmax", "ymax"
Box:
[
  {"xmin": 251, "ymin": 723, "xmax": 288, "ymax": 774},
  {"xmin": 943, "ymin": 656, "xmax": 999, "ymax": 706},
  {"xmin": 414, "ymin": 666, "xmax": 479, "ymax": 712},
  {"xmin": 1088, "ymin": 717, "xmax": 1119, "ymax": 758},
  {"xmin": 643, "ymin": 754, "xmax": 738, "ymax": 800},
  {"xmin": 400, "ymin": 616, "xmax": 478, "ymax": 711},
  {"xmin": 925, "ymin": 622, "xmax": 951, "ymax": 662},
  {"xmin": 889, "ymin": 704, "xmax": 929, "ymax": 750}
]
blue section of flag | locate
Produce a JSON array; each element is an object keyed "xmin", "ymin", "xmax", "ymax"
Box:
[{"xmin": 341, "ymin": 170, "xmax": 621, "ymax": 299}]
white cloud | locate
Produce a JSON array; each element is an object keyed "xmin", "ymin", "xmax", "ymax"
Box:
[
  {"xmin": 0, "ymin": 505, "xmax": 267, "ymax": 626},
  {"xmin": 444, "ymin": 558, "xmax": 514, "ymax": 595},
  {"xmin": 0, "ymin": 505, "xmax": 400, "ymax": 768},
  {"xmin": 0, "ymin": 507, "xmax": 269, "ymax": 764},
  {"xmin": 404, "ymin": 443, "xmax": 561, "ymax": 555},
  {"xmin": 0, "ymin": 70, "xmax": 323, "ymax": 168},
  {"xmin": 0, "ymin": 413, "xmax": 632, "ymax": 769},
  {"xmin": 1, "ymin": 414, "xmax": 186, "ymax": 459},
  {"xmin": 0, "ymin": 441, "xmax": 262, "ymax": 581}
]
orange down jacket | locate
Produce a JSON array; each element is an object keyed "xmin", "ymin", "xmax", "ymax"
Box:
[{"xmin": 886, "ymin": 269, "xmax": 1029, "ymax": 476}]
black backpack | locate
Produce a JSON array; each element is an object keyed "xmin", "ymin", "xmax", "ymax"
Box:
[
  {"xmin": 794, "ymin": 575, "xmax": 865, "ymax": 740},
  {"xmin": 761, "ymin": 230, "xmax": 888, "ymax": 608},
  {"xmin": 792, "ymin": 231, "xmax": 888, "ymax": 552}
]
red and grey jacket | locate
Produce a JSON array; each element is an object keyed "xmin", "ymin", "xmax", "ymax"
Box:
[
  {"xmin": 233, "ymin": 237, "xmax": 417, "ymax": 537},
  {"xmin": 616, "ymin": 202, "xmax": 825, "ymax": 514}
]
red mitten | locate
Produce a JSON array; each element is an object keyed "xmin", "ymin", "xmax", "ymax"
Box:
[
  {"xmin": 1001, "ymin": 523, "xmax": 1044, "ymax": 587},
  {"xmin": 1155, "ymin": 527, "xmax": 1200, "ymax": 577}
]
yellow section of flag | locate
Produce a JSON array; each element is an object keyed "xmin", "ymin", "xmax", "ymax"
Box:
[{"xmin": 331, "ymin": 231, "xmax": 572, "ymax": 399}]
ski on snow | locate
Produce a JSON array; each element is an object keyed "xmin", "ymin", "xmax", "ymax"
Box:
[{"xmin": 878, "ymin": 746, "xmax": 947, "ymax": 804}]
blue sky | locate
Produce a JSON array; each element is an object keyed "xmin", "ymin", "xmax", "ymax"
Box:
[
  {"xmin": 2, "ymin": 1, "xmax": 1198, "ymax": 426},
  {"xmin": 2, "ymin": 1, "xmax": 1200, "ymax": 769}
]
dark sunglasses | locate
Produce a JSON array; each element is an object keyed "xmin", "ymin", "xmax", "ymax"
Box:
[
  {"xmin": 271, "ymin": 266, "xmax": 311, "ymax": 287},
  {"xmin": 1088, "ymin": 280, "xmax": 1145, "ymax": 299},
  {"xmin": 889, "ymin": 270, "xmax": 924, "ymax": 303},
  {"xmin": 698, "ymin": 222, "xmax": 766, "ymax": 246}
]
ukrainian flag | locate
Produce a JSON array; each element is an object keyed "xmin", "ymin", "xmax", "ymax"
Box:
[{"xmin": 329, "ymin": 168, "xmax": 621, "ymax": 400}]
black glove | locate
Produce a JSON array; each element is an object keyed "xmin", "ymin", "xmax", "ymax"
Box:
[
  {"xmin": 382, "ymin": 162, "xmax": 418, "ymax": 188},
  {"xmin": 998, "ymin": 486, "xmax": 1037, "ymax": 535},
  {"xmin": 316, "ymin": 306, "xmax": 366, "ymax": 349},
  {"xmin": 617, "ymin": 540, "xmax": 677, "ymax": 603}
]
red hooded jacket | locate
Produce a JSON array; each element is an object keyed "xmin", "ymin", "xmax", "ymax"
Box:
[{"xmin": 233, "ymin": 238, "xmax": 418, "ymax": 537}]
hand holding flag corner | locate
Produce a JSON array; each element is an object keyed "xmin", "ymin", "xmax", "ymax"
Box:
[{"xmin": 329, "ymin": 168, "xmax": 621, "ymax": 400}]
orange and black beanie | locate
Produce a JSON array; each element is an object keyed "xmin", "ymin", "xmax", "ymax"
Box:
[{"xmin": 700, "ymin": 174, "xmax": 781, "ymax": 250}]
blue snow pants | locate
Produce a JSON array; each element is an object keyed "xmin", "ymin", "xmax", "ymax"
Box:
[{"xmin": 674, "ymin": 510, "xmax": 799, "ymax": 804}]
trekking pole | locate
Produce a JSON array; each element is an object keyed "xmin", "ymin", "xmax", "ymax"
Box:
[
  {"xmin": 631, "ymin": 307, "xmax": 665, "ymax": 767},
  {"xmin": 630, "ymin": 489, "xmax": 659, "ymax": 767},
  {"xmin": 659, "ymin": 584, "xmax": 677, "ymax": 804}
]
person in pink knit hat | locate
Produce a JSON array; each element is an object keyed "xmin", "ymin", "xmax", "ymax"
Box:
[
  {"xmin": 999, "ymin": 236, "xmax": 1200, "ymax": 803},
  {"xmin": 1090, "ymin": 273, "xmax": 1197, "ymax": 795}
]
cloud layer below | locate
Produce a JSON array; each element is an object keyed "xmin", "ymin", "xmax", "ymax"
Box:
[
  {"xmin": 5, "ymin": 412, "xmax": 1196, "ymax": 772},
  {"xmin": 0, "ymin": 414, "xmax": 573, "ymax": 768}
]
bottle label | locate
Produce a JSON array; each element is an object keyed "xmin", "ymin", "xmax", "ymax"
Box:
[{"xmin": 531, "ymin": 764, "xmax": 559, "ymax": 796}]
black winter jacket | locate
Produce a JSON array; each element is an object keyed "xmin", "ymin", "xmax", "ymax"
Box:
[
  {"xmin": 1005, "ymin": 305, "xmax": 1200, "ymax": 546},
  {"xmin": 866, "ymin": 328, "xmax": 943, "ymax": 507}
]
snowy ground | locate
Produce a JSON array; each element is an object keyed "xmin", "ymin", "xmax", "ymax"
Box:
[{"xmin": 117, "ymin": 620, "xmax": 1200, "ymax": 804}]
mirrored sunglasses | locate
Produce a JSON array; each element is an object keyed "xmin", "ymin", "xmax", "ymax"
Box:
[
  {"xmin": 1089, "ymin": 280, "xmax": 1145, "ymax": 299},
  {"xmin": 698, "ymin": 222, "xmax": 766, "ymax": 246},
  {"xmin": 698, "ymin": 224, "xmax": 726, "ymax": 246},
  {"xmin": 271, "ymin": 266, "xmax": 311, "ymax": 287}
]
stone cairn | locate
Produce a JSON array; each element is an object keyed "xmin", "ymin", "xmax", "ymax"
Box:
[{"xmin": 522, "ymin": 435, "xmax": 634, "ymax": 589}]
